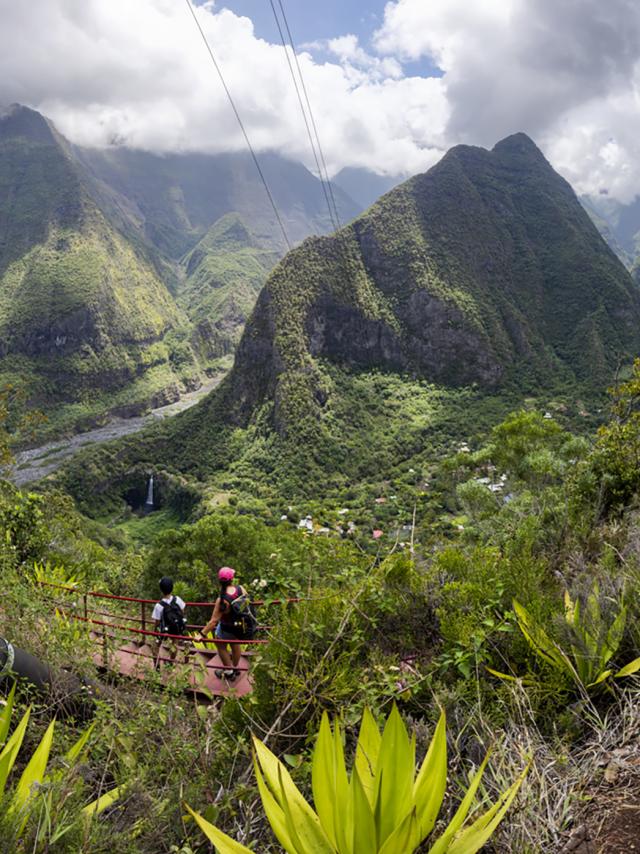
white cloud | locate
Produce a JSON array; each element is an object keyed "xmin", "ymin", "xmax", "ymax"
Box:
[
  {"xmin": 326, "ymin": 34, "xmax": 403, "ymax": 81},
  {"xmin": 374, "ymin": 0, "xmax": 640, "ymax": 198},
  {"xmin": 1, "ymin": 0, "xmax": 640, "ymax": 198},
  {"xmin": 0, "ymin": 0, "xmax": 445, "ymax": 177}
]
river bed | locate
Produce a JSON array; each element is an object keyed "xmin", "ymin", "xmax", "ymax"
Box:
[{"xmin": 10, "ymin": 376, "xmax": 223, "ymax": 486}]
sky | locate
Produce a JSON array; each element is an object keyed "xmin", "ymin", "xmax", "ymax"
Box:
[{"xmin": 1, "ymin": 0, "xmax": 640, "ymax": 202}]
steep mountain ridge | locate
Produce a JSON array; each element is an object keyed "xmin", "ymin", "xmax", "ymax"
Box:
[
  {"xmin": 0, "ymin": 104, "xmax": 362, "ymax": 437},
  {"xmin": 0, "ymin": 104, "xmax": 197, "ymax": 430},
  {"xmin": 218, "ymin": 133, "xmax": 640, "ymax": 432},
  {"xmin": 56, "ymin": 132, "xmax": 640, "ymax": 508},
  {"xmin": 179, "ymin": 213, "xmax": 279, "ymax": 357}
]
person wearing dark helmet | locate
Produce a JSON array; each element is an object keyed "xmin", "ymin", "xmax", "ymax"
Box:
[
  {"xmin": 152, "ymin": 576, "xmax": 186, "ymax": 666},
  {"xmin": 201, "ymin": 567, "xmax": 249, "ymax": 680}
]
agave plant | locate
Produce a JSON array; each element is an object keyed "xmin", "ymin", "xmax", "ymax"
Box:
[
  {"xmin": 0, "ymin": 682, "xmax": 123, "ymax": 843},
  {"xmin": 187, "ymin": 705, "xmax": 528, "ymax": 853},
  {"xmin": 488, "ymin": 591, "xmax": 640, "ymax": 690}
]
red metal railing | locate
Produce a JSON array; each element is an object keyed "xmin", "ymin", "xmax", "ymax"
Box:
[{"xmin": 37, "ymin": 580, "xmax": 301, "ymax": 608}]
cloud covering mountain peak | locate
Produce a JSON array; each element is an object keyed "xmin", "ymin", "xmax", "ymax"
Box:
[{"xmin": 2, "ymin": 0, "xmax": 640, "ymax": 200}]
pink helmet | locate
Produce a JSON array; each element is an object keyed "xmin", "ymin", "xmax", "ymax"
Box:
[{"xmin": 218, "ymin": 566, "xmax": 235, "ymax": 581}]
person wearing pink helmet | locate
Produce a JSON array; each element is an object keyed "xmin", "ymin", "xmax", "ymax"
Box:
[{"xmin": 200, "ymin": 567, "xmax": 249, "ymax": 680}]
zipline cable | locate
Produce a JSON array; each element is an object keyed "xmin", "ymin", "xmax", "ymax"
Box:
[
  {"xmin": 183, "ymin": 0, "xmax": 292, "ymax": 250},
  {"xmin": 274, "ymin": 0, "xmax": 342, "ymax": 229},
  {"xmin": 268, "ymin": 0, "xmax": 339, "ymax": 232}
]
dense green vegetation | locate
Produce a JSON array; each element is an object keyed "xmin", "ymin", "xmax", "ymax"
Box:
[
  {"xmin": 0, "ymin": 105, "xmax": 361, "ymax": 442},
  {"xmin": 179, "ymin": 214, "xmax": 280, "ymax": 359},
  {"xmin": 0, "ymin": 107, "xmax": 203, "ymax": 439},
  {"xmin": 4, "ymin": 362, "xmax": 640, "ymax": 851},
  {"xmin": 54, "ymin": 130, "xmax": 635, "ymax": 510},
  {"xmin": 5, "ymin": 106, "xmax": 640, "ymax": 853}
]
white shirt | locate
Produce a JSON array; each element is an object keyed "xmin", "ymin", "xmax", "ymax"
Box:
[{"xmin": 152, "ymin": 595, "xmax": 186, "ymax": 622}]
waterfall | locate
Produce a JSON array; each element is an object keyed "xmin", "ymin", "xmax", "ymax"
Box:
[{"xmin": 144, "ymin": 475, "xmax": 154, "ymax": 512}]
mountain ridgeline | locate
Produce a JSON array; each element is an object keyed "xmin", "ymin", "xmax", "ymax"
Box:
[
  {"xmin": 57, "ymin": 131, "xmax": 640, "ymax": 511},
  {"xmin": 0, "ymin": 104, "xmax": 360, "ymax": 436},
  {"xmin": 211, "ymin": 133, "xmax": 640, "ymax": 434},
  {"xmin": 0, "ymin": 104, "xmax": 191, "ymax": 428}
]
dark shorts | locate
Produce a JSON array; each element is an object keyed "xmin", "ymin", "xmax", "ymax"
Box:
[{"xmin": 216, "ymin": 624, "xmax": 241, "ymax": 641}]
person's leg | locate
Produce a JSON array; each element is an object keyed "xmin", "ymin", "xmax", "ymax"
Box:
[
  {"xmin": 153, "ymin": 637, "xmax": 162, "ymax": 669},
  {"xmin": 214, "ymin": 641, "xmax": 232, "ymax": 668},
  {"xmin": 231, "ymin": 642, "xmax": 242, "ymax": 668}
]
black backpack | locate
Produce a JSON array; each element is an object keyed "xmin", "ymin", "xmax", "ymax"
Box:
[
  {"xmin": 222, "ymin": 587, "xmax": 258, "ymax": 640},
  {"xmin": 158, "ymin": 596, "xmax": 186, "ymax": 637}
]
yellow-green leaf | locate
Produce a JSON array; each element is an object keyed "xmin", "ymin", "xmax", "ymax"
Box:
[
  {"xmin": 351, "ymin": 766, "xmax": 377, "ymax": 853},
  {"xmin": 66, "ymin": 721, "xmax": 95, "ymax": 765},
  {"xmin": 603, "ymin": 608, "xmax": 626, "ymax": 664},
  {"xmin": 0, "ymin": 707, "xmax": 30, "ymax": 796},
  {"xmin": 12, "ymin": 718, "xmax": 55, "ymax": 811},
  {"xmin": 278, "ymin": 764, "xmax": 335, "ymax": 854},
  {"xmin": 253, "ymin": 757, "xmax": 299, "ymax": 854},
  {"xmin": 354, "ymin": 707, "xmax": 381, "ymax": 808},
  {"xmin": 253, "ymin": 737, "xmax": 332, "ymax": 852},
  {"xmin": 446, "ymin": 762, "xmax": 529, "ymax": 854},
  {"xmin": 332, "ymin": 719, "xmax": 351, "ymax": 853},
  {"xmin": 184, "ymin": 804, "xmax": 254, "ymax": 853},
  {"xmin": 252, "ymin": 736, "xmax": 288, "ymax": 809},
  {"xmin": 0, "ymin": 682, "xmax": 16, "ymax": 746},
  {"xmin": 563, "ymin": 590, "xmax": 575, "ymax": 625},
  {"xmin": 413, "ymin": 710, "xmax": 447, "ymax": 841},
  {"xmin": 513, "ymin": 601, "xmax": 567, "ymax": 671},
  {"xmin": 427, "ymin": 750, "xmax": 492, "ymax": 854},
  {"xmin": 376, "ymin": 704, "xmax": 414, "ymax": 847},
  {"xmin": 83, "ymin": 784, "xmax": 125, "ymax": 818},
  {"xmin": 378, "ymin": 806, "xmax": 419, "ymax": 854},
  {"xmin": 586, "ymin": 669, "xmax": 612, "ymax": 688},
  {"xmin": 485, "ymin": 667, "xmax": 518, "ymax": 682},
  {"xmin": 312, "ymin": 712, "xmax": 338, "ymax": 846},
  {"xmin": 615, "ymin": 656, "xmax": 640, "ymax": 678}
]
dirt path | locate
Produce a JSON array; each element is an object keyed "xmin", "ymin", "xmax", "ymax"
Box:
[{"xmin": 10, "ymin": 376, "xmax": 223, "ymax": 486}]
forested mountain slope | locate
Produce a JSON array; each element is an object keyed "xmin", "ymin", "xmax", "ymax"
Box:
[
  {"xmin": 0, "ymin": 105, "xmax": 361, "ymax": 437},
  {"xmin": 55, "ymin": 133, "xmax": 640, "ymax": 508},
  {"xmin": 214, "ymin": 132, "xmax": 640, "ymax": 431},
  {"xmin": 0, "ymin": 104, "xmax": 197, "ymax": 432}
]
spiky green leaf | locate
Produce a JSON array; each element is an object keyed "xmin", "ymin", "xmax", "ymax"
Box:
[
  {"xmin": 413, "ymin": 710, "xmax": 447, "ymax": 840},
  {"xmin": 184, "ymin": 804, "xmax": 254, "ymax": 853}
]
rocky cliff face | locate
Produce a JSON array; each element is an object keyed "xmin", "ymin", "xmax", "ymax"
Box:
[{"xmin": 221, "ymin": 133, "xmax": 640, "ymax": 433}]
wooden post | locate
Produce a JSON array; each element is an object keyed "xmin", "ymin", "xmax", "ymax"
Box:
[
  {"xmin": 140, "ymin": 602, "xmax": 146, "ymax": 635},
  {"xmin": 83, "ymin": 593, "xmax": 88, "ymax": 621}
]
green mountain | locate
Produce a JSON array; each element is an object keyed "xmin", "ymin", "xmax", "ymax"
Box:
[
  {"xmin": 179, "ymin": 213, "xmax": 280, "ymax": 358},
  {"xmin": 220, "ymin": 132, "xmax": 640, "ymax": 424},
  {"xmin": 0, "ymin": 105, "xmax": 362, "ymax": 438},
  {"xmin": 0, "ymin": 104, "xmax": 200, "ymax": 435},
  {"xmin": 57, "ymin": 133, "xmax": 640, "ymax": 511},
  {"xmin": 74, "ymin": 145, "xmax": 360, "ymax": 365},
  {"xmin": 75, "ymin": 146, "xmax": 360, "ymax": 261},
  {"xmin": 582, "ymin": 192, "xmax": 640, "ymax": 271}
]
